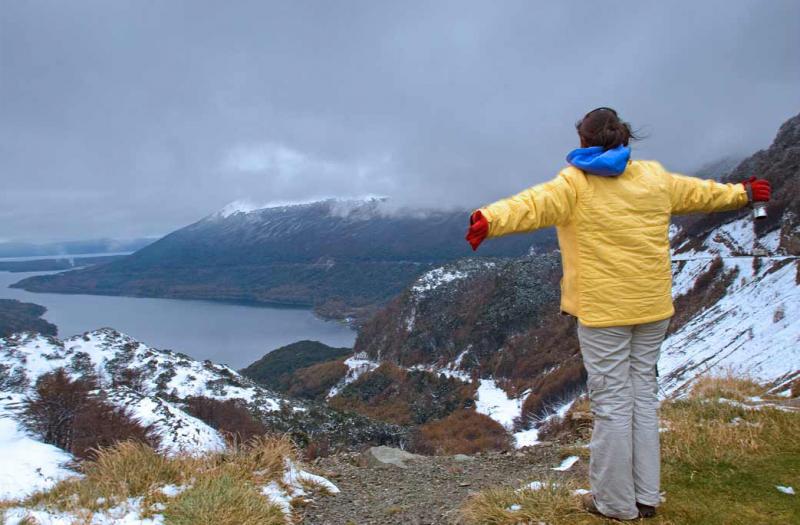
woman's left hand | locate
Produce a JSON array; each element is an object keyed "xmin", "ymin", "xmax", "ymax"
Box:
[{"xmin": 465, "ymin": 210, "xmax": 488, "ymax": 251}]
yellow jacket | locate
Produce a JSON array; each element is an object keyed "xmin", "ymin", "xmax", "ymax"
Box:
[{"xmin": 478, "ymin": 160, "xmax": 748, "ymax": 327}]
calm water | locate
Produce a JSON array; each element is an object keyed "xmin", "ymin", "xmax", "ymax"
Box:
[{"xmin": 0, "ymin": 271, "xmax": 356, "ymax": 369}]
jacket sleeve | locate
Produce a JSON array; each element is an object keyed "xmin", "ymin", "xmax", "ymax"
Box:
[
  {"xmin": 666, "ymin": 166, "xmax": 748, "ymax": 215},
  {"xmin": 478, "ymin": 171, "xmax": 578, "ymax": 238}
]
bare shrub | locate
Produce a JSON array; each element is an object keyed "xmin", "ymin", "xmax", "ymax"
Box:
[
  {"xmin": 184, "ymin": 396, "xmax": 267, "ymax": 443},
  {"xmin": 21, "ymin": 369, "xmax": 156, "ymax": 460},
  {"xmin": 410, "ymin": 409, "xmax": 512, "ymax": 455}
]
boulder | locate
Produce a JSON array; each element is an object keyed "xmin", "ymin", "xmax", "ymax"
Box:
[{"xmin": 363, "ymin": 446, "xmax": 423, "ymax": 469}]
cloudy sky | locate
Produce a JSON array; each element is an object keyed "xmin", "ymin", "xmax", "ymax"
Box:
[{"xmin": 2, "ymin": 1, "xmax": 798, "ymax": 242}]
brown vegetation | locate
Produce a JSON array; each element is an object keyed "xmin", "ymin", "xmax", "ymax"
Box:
[
  {"xmin": 410, "ymin": 409, "xmax": 513, "ymax": 455},
  {"xmin": 287, "ymin": 359, "xmax": 348, "ymax": 399},
  {"xmin": 21, "ymin": 369, "xmax": 156, "ymax": 460},
  {"xmin": 328, "ymin": 363, "xmax": 475, "ymax": 426},
  {"xmin": 183, "ymin": 396, "xmax": 267, "ymax": 443}
]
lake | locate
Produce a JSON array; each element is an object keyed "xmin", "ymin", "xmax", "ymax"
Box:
[{"xmin": 0, "ymin": 271, "xmax": 356, "ymax": 369}]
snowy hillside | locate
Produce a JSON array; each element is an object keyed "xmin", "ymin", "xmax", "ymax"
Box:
[
  {"xmin": 661, "ymin": 216, "xmax": 799, "ymax": 396},
  {"xmin": 0, "ymin": 328, "xmax": 303, "ymax": 499}
]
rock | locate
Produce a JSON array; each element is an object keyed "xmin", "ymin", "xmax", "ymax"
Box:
[
  {"xmin": 363, "ymin": 446, "xmax": 424, "ymax": 469},
  {"xmin": 452, "ymin": 454, "xmax": 474, "ymax": 462}
]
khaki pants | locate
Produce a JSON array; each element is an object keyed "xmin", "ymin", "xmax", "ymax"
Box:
[{"xmin": 577, "ymin": 318, "xmax": 670, "ymax": 520}]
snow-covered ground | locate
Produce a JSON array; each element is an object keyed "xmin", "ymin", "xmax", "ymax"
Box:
[
  {"xmin": 0, "ymin": 328, "xmax": 305, "ymax": 500},
  {"xmin": 0, "ymin": 400, "xmax": 74, "ymax": 500},
  {"xmin": 660, "ymin": 254, "xmax": 799, "ymax": 396},
  {"xmin": 474, "ymin": 378, "xmax": 526, "ymax": 431}
]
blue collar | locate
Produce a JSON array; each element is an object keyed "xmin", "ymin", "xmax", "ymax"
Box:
[{"xmin": 566, "ymin": 145, "xmax": 631, "ymax": 177}]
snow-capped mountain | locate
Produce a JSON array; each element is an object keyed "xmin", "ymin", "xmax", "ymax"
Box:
[{"xmin": 13, "ymin": 198, "xmax": 554, "ymax": 322}]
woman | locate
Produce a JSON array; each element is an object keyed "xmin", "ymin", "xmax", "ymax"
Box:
[{"xmin": 465, "ymin": 108, "xmax": 770, "ymax": 521}]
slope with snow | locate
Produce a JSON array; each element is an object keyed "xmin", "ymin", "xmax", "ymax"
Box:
[
  {"xmin": 0, "ymin": 328, "xmax": 307, "ymax": 499},
  {"xmin": 661, "ymin": 217, "xmax": 799, "ymax": 396},
  {"xmin": 0, "ymin": 397, "xmax": 74, "ymax": 500}
]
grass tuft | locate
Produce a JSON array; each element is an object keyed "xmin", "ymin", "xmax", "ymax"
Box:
[
  {"xmin": 462, "ymin": 479, "xmax": 590, "ymax": 525},
  {"xmin": 163, "ymin": 474, "xmax": 285, "ymax": 525},
  {"xmin": 689, "ymin": 372, "xmax": 766, "ymax": 402}
]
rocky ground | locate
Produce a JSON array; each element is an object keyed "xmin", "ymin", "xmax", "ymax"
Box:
[{"xmin": 300, "ymin": 444, "xmax": 587, "ymax": 525}]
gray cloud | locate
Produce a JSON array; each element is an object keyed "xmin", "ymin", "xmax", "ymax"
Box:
[{"xmin": 2, "ymin": 0, "xmax": 799, "ymax": 241}]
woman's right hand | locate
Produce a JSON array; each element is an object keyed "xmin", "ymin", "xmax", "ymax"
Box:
[{"xmin": 465, "ymin": 210, "xmax": 489, "ymax": 251}]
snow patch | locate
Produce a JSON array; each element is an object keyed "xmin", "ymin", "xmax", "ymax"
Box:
[
  {"xmin": 0, "ymin": 408, "xmax": 75, "ymax": 500},
  {"xmin": 327, "ymin": 353, "xmax": 380, "ymax": 398},
  {"xmin": 513, "ymin": 428, "xmax": 540, "ymax": 448},
  {"xmin": 551, "ymin": 456, "xmax": 579, "ymax": 471},
  {"xmin": 412, "ymin": 267, "xmax": 469, "ymax": 294},
  {"xmin": 474, "ymin": 378, "xmax": 524, "ymax": 431}
]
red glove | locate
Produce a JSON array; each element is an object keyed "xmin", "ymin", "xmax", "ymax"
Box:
[
  {"xmin": 465, "ymin": 210, "xmax": 489, "ymax": 251},
  {"xmin": 742, "ymin": 176, "xmax": 771, "ymax": 202}
]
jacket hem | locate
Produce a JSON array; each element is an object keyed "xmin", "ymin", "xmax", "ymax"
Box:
[{"xmin": 577, "ymin": 308, "xmax": 674, "ymax": 328}]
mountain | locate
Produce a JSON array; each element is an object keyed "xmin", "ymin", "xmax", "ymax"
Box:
[
  {"xmin": 13, "ymin": 198, "xmax": 555, "ymax": 322},
  {"xmin": 331, "ymin": 112, "xmax": 800, "ymax": 441}
]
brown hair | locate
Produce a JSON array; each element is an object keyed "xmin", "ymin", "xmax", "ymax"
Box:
[{"xmin": 576, "ymin": 107, "xmax": 639, "ymax": 150}]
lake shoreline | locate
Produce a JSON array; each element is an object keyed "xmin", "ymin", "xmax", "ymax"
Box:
[{"xmin": 0, "ymin": 270, "xmax": 356, "ymax": 369}]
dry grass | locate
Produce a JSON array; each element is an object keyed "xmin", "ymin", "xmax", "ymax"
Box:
[
  {"xmin": 6, "ymin": 434, "xmax": 309, "ymax": 523},
  {"xmin": 411, "ymin": 409, "xmax": 513, "ymax": 455},
  {"xmin": 688, "ymin": 372, "xmax": 766, "ymax": 402},
  {"xmin": 461, "ymin": 374, "xmax": 800, "ymax": 525},
  {"xmin": 461, "ymin": 479, "xmax": 596, "ymax": 525},
  {"xmin": 163, "ymin": 474, "xmax": 285, "ymax": 525}
]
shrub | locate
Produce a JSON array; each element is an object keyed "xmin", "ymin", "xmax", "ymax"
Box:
[
  {"xmin": 410, "ymin": 409, "xmax": 513, "ymax": 455},
  {"xmin": 21, "ymin": 369, "xmax": 156, "ymax": 460},
  {"xmin": 184, "ymin": 396, "xmax": 267, "ymax": 443},
  {"xmin": 110, "ymin": 367, "xmax": 145, "ymax": 391}
]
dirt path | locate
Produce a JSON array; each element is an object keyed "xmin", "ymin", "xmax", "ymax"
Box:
[{"xmin": 300, "ymin": 444, "xmax": 586, "ymax": 525}]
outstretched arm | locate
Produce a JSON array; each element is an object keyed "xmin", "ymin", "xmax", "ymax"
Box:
[
  {"xmin": 667, "ymin": 169, "xmax": 750, "ymax": 215},
  {"xmin": 466, "ymin": 172, "xmax": 578, "ymax": 250}
]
